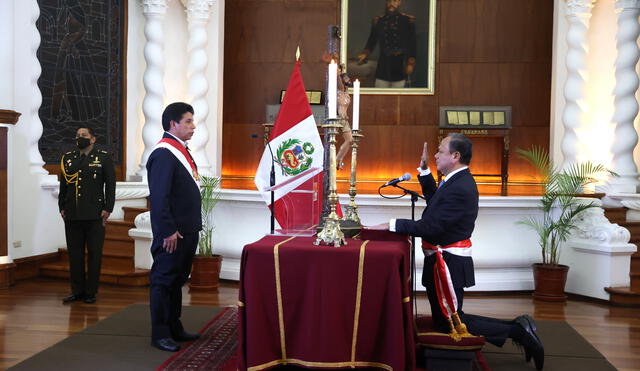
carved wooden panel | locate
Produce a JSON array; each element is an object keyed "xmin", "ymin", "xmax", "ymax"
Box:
[{"xmin": 36, "ymin": 0, "xmax": 126, "ymax": 172}]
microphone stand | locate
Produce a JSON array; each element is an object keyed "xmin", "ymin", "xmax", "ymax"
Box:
[
  {"xmin": 390, "ymin": 183, "xmax": 424, "ymax": 319},
  {"xmin": 267, "ymin": 142, "xmax": 277, "ymax": 235}
]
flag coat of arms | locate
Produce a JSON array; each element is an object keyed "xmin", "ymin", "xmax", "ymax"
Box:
[{"xmin": 254, "ymin": 61, "xmax": 324, "ymax": 230}]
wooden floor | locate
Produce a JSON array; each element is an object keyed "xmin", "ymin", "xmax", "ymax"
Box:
[{"xmin": 1, "ymin": 278, "xmax": 639, "ymax": 370}]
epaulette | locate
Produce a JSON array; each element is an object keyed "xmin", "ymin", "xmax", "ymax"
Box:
[
  {"xmin": 99, "ymin": 150, "xmax": 108, "ymax": 154},
  {"xmin": 373, "ymin": 15, "xmax": 381, "ymax": 25},
  {"xmin": 403, "ymin": 13, "xmax": 416, "ymax": 23}
]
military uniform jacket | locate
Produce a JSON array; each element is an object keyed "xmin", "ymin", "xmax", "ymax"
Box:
[
  {"xmin": 59, "ymin": 149, "xmax": 116, "ymax": 221},
  {"xmin": 364, "ymin": 12, "xmax": 417, "ymax": 60}
]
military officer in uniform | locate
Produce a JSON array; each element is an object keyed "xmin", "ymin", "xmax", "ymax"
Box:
[
  {"xmin": 357, "ymin": 0, "xmax": 417, "ymax": 88},
  {"xmin": 59, "ymin": 127, "xmax": 116, "ymax": 304}
]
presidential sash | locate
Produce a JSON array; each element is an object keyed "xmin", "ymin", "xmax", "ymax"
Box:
[
  {"xmin": 153, "ymin": 138, "xmax": 200, "ymax": 188},
  {"xmin": 422, "ymin": 239, "xmax": 473, "ymax": 340}
]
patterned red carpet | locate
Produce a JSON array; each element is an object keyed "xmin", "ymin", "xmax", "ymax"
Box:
[{"xmin": 157, "ymin": 307, "xmax": 238, "ymax": 371}]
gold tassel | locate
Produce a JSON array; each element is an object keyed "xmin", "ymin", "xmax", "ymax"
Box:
[
  {"xmin": 447, "ymin": 317, "xmax": 462, "ymax": 341},
  {"xmin": 452, "ymin": 312, "xmax": 472, "ymax": 337}
]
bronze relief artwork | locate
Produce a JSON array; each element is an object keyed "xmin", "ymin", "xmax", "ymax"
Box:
[{"xmin": 36, "ymin": 0, "xmax": 125, "ymax": 164}]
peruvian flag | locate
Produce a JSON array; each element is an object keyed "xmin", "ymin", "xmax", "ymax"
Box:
[{"xmin": 254, "ymin": 61, "xmax": 325, "ymax": 231}]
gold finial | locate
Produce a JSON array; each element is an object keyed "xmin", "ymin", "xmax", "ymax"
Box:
[{"xmin": 296, "ymin": 46, "xmax": 301, "ymax": 61}]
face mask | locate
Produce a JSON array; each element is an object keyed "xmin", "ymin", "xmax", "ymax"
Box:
[{"xmin": 76, "ymin": 137, "xmax": 91, "ymax": 149}]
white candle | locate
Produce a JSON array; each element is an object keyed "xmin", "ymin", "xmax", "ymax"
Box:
[
  {"xmin": 328, "ymin": 60, "xmax": 337, "ymax": 119},
  {"xmin": 352, "ymin": 79, "xmax": 360, "ymax": 131}
]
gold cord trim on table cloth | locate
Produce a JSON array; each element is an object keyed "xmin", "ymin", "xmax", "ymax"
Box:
[
  {"xmin": 416, "ymin": 343, "xmax": 484, "ymax": 351},
  {"xmin": 351, "ymin": 240, "xmax": 369, "ymax": 363},
  {"xmin": 237, "ymin": 301, "xmax": 245, "ymax": 307},
  {"xmin": 273, "ymin": 236, "xmax": 296, "ymax": 360},
  {"xmin": 247, "ymin": 358, "xmax": 392, "ymax": 371},
  {"xmin": 248, "ymin": 238, "xmax": 395, "ymax": 371},
  {"xmin": 402, "ymin": 296, "xmax": 410, "ymax": 303}
]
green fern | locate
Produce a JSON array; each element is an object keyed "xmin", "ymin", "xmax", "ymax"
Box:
[
  {"xmin": 198, "ymin": 175, "xmax": 222, "ymax": 257},
  {"xmin": 516, "ymin": 146, "xmax": 616, "ymax": 266}
]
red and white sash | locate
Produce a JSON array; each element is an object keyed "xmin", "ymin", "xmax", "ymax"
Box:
[
  {"xmin": 422, "ymin": 239, "xmax": 472, "ymax": 321},
  {"xmin": 153, "ymin": 138, "xmax": 200, "ymax": 188}
]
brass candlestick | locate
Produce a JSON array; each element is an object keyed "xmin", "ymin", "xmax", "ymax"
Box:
[
  {"xmin": 344, "ymin": 130, "xmax": 363, "ymax": 224},
  {"xmin": 315, "ymin": 118, "xmax": 346, "ymax": 247}
]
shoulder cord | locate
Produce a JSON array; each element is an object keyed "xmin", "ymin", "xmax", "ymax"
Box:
[{"xmin": 60, "ymin": 156, "xmax": 79, "ymax": 205}]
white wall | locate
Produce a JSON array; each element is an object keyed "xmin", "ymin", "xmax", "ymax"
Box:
[
  {"xmin": 6, "ymin": 0, "xmax": 66, "ymax": 260},
  {"xmin": 126, "ymin": 0, "xmax": 225, "ymax": 179},
  {"xmin": 0, "ymin": 0, "xmax": 15, "ymax": 108}
]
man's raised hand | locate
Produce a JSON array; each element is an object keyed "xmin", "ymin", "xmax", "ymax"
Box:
[{"xmin": 420, "ymin": 142, "xmax": 428, "ymax": 170}]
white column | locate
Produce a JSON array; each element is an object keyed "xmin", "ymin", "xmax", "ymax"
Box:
[
  {"xmin": 182, "ymin": 0, "xmax": 214, "ymax": 175},
  {"xmin": 609, "ymin": 0, "xmax": 640, "ymax": 193},
  {"xmin": 18, "ymin": 0, "xmax": 47, "ymax": 175},
  {"xmin": 137, "ymin": 0, "xmax": 169, "ymax": 178},
  {"xmin": 562, "ymin": 0, "xmax": 594, "ymax": 167}
]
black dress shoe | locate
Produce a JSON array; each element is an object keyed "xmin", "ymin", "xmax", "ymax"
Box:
[
  {"xmin": 515, "ymin": 315, "xmax": 545, "ymax": 370},
  {"xmin": 83, "ymin": 295, "xmax": 96, "ymax": 304},
  {"xmin": 62, "ymin": 294, "xmax": 84, "ymax": 304},
  {"xmin": 513, "ymin": 315, "xmax": 537, "ymax": 362},
  {"xmin": 151, "ymin": 338, "xmax": 181, "ymax": 352},
  {"xmin": 173, "ymin": 331, "xmax": 200, "ymax": 342}
]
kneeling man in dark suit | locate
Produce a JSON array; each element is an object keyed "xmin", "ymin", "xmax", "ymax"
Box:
[
  {"xmin": 370, "ymin": 134, "xmax": 545, "ymax": 370},
  {"xmin": 147, "ymin": 102, "xmax": 202, "ymax": 352}
]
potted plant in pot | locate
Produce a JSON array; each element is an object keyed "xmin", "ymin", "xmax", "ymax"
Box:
[
  {"xmin": 190, "ymin": 175, "xmax": 223, "ymax": 291},
  {"xmin": 516, "ymin": 146, "xmax": 615, "ymax": 302}
]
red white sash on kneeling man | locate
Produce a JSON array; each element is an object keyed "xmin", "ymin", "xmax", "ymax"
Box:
[
  {"xmin": 154, "ymin": 137, "xmax": 200, "ymax": 188},
  {"xmin": 422, "ymin": 239, "xmax": 473, "ymax": 340}
]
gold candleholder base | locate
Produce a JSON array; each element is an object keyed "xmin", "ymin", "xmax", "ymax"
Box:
[
  {"xmin": 316, "ymin": 216, "xmax": 346, "ymax": 247},
  {"xmin": 315, "ymin": 118, "xmax": 346, "ymax": 247}
]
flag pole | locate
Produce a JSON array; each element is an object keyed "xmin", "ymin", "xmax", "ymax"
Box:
[{"xmin": 268, "ymin": 142, "xmax": 276, "ymax": 234}]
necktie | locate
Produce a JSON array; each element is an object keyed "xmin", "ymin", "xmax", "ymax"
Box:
[{"xmin": 437, "ymin": 180, "xmax": 445, "ymax": 190}]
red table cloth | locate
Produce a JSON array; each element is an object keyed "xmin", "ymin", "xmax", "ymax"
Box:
[{"xmin": 238, "ymin": 233, "xmax": 415, "ymax": 371}]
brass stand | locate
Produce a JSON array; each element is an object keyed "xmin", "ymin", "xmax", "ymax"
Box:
[
  {"xmin": 315, "ymin": 118, "xmax": 346, "ymax": 247},
  {"xmin": 344, "ymin": 130, "xmax": 362, "ymax": 224}
]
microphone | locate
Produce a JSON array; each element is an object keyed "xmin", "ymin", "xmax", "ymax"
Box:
[{"xmin": 383, "ymin": 173, "xmax": 411, "ymax": 187}]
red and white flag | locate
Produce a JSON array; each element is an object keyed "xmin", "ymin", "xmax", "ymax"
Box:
[{"xmin": 254, "ymin": 61, "xmax": 324, "ymax": 230}]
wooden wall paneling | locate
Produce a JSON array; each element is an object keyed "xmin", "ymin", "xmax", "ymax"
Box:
[
  {"xmin": 439, "ymin": 0, "xmax": 553, "ymax": 63},
  {"xmin": 358, "ymin": 95, "xmax": 401, "ymax": 125},
  {"xmin": 355, "ymin": 125, "xmax": 434, "ymax": 179},
  {"xmin": 221, "ymin": 123, "xmax": 270, "ymax": 177},
  {"xmin": 222, "ymin": 0, "xmax": 554, "ymax": 192},
  {"xmin": 397, "ymin": 95, "xmax": 439, "ymax": 126},
  {"xmin": 508, "ymin": 126, "xmax": 549, "ymax": 182},
  {"xmin": 466, "ymin": 136, "xmax": 504, "ymax": 177}
]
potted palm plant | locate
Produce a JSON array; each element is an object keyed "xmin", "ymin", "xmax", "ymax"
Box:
[
  {"xmin": 516, "ymin": 146, "xmax": 615, "ymax": 301},
  {"xmin": 190, "ymin": 175, "xmax": 223, "ymax": 291}
]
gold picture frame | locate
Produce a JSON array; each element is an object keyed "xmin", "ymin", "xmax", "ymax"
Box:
[{"xmin": 340, "ymin": 0, "xmax": 437, "ymax": 95}]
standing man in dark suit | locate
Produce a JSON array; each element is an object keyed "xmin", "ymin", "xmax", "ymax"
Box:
[
  {"xmin": 147, "ymin": 102, "xmax": 202, "ymax": 352},
  {"xmin": 59, "ymin": 127, "xmax": 116, "ymax": 304},
  {"xmin": 370, "ymin": 134, "xmax": 545, "ymax": 370}
]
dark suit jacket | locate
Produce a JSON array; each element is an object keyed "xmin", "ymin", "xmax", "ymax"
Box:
[
  {"xmin": 146, "ymin": 133, "xmax": 202, "ymax": 240},
  {"xmin": 395, "ymin": 168, "xmax": 479, "ymax": 288}
]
